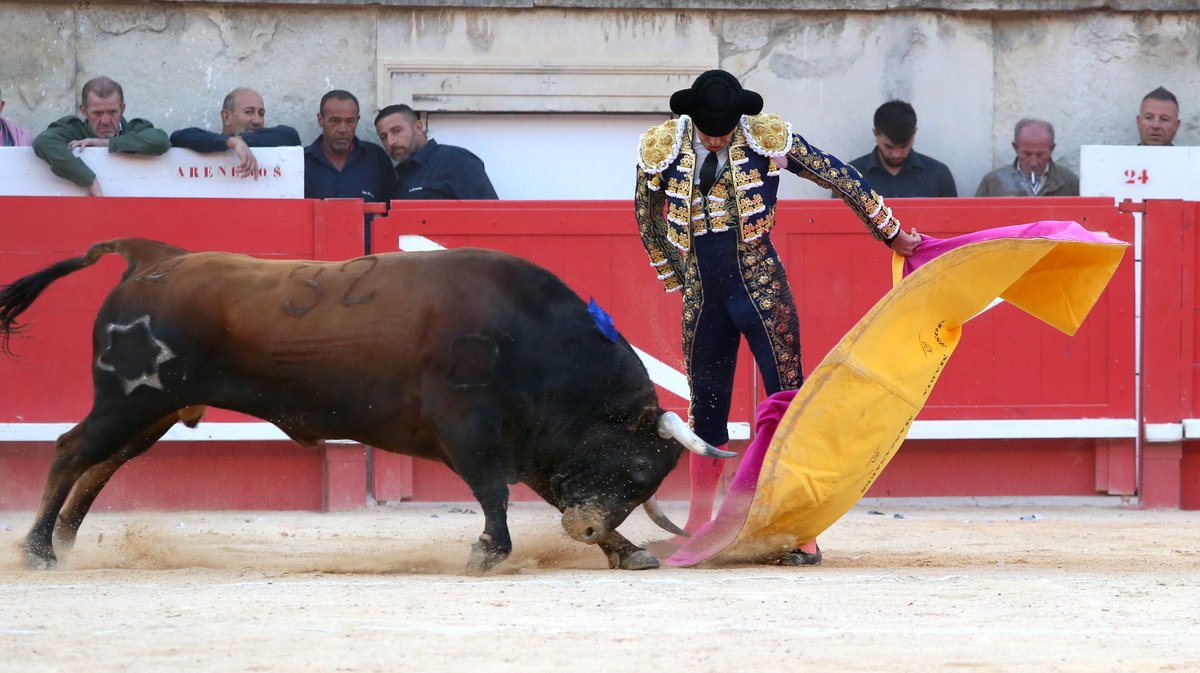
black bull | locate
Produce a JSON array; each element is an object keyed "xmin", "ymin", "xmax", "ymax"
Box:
[{"xmin": 0, "ymin": 239, "xmax": 731, "ymax": 572}]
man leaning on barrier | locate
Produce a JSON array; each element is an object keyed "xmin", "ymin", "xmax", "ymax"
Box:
[
  {"xmin": 32, "ymin": 76, "xmax": 169, "ymax": 196},
  {"xmin": 170, "ymin": 87, "xmax": 301, "ymax": 179}
]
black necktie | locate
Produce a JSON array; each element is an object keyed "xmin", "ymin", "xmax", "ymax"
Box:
[{"xmin": 698, "ymin": 151, "xmax": 718, "ymax": 194}]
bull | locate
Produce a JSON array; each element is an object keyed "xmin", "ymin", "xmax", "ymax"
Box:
[{"xmin": 0, "ymin": 238, "xmax": 732, "ymax": 572}]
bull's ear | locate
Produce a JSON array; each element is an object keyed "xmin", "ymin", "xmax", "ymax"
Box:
[{"xmin": 448, "ymin": 334, "xmax": 499, "ymax": 389}]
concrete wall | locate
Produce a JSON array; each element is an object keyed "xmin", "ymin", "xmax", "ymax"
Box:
[{"xmin": 1, "ymin": 2, "xmax": 1196, "ymax": 198}]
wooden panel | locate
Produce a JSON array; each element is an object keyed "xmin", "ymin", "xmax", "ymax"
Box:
[
  {"xmin": 868, "ymin": 439, "xmax": 1099, "ymax": 497},
  {"xmin": 1, "ymin": 442, "xmax": 324, "ymax": 511}
]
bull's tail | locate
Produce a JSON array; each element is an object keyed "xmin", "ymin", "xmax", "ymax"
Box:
[{"xmin": 0, "ymin": 239, "xmax": 185, "ymax": 355}]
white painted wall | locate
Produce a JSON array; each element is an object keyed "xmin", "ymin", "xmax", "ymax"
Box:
[{"xmin": 427, "ymin": 113, "xmax": 665, "ymax": 200}]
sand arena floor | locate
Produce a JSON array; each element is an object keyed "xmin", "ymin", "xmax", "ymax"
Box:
[{"xmin": 1, "ymin": 497, "xmax": 1198, "ymax": 673}]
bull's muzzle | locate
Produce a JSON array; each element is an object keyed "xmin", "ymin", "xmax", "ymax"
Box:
[
  {"xmin": 560, "ymin": 507, "xmax": 607, "ymax": 544},
  {"xmin": 657, "ymin": 411, "xmax": 736, "ymax": 458}
]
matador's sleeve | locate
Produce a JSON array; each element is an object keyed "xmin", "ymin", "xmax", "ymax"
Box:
[
  {"xmin": 634, "ymin": 165, "xmax": 684, "ymax": 292},
  {"xmin": 785, "ymin": 135, "xmax": 901, "ymax": 245},
  {"xmin": 741, "ymin": 114, "xmax": 901, "ymax": 246}
]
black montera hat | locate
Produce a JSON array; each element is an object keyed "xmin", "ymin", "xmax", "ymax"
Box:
[{"xmin": 669, "ymin": 70, "xmax": 764, "ymax": 136}]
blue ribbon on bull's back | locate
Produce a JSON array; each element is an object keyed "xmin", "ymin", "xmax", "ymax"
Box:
[{"xmin": 587, "ymin": 297, "xmax": 619, "ymax": 342}]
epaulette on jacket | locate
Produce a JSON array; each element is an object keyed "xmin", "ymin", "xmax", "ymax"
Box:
[
  {"xmin": 638, "ymin": 116, "xmax": 688, "ymax": 174},
  {"xmin": 741, "ymin": 113, "xmax": 793, "ymax": 158}
]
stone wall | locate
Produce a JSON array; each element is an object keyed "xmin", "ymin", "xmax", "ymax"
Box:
[{"xmin": 1, "ymin": 2, "xmax": 1196, "ymax": 197}]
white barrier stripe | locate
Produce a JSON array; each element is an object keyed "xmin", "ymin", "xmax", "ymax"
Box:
[
  {"xmin": 727, "ymin": 422, "xmax": 751, "ymax": 441},
  {"xmin": 1144, "ymin": 422, "xmax": 1184, "ymax": 443},
  {"xmin": 0, "ymin": 423, "xmax": 362, "ymax": 443},
  {"xmin": 630, "ymin": 345, "xmax": 689, "ymax": 400},
  {"xmin": 0, "ymin": 419, "xmax": 1138, "ymax": 443},
  {"xmin": 907, "ymin": 418, "xmax": 1138, "ymax": 440},
  {"xmin": 397, "ymin": 235, "xmax": 445, "ymax": 252},
  {"xmin": 1183, "ymin": 418, "xmax": 1200, "ymax": 440}
]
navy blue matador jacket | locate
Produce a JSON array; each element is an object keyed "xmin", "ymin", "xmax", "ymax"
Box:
[{"xmin": 633, "ymin": 112, "xmax": 902, "ymax": 445}]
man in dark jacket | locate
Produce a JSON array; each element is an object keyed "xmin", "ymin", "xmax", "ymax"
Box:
[
  {"xmin": 374, "ymin": 103, "xmax": 497, "ymax": 200},
  {"xmin": 303, "ymin": 90, "xmax": 394, "ymax": 204},
  {"xmin": 32, "ymin": 76, "xmax": 169, "ymax": 196},
  {"xmin": 170, "ymin": 87, "xmax": 300, "ymax": 179},
  {"xmin": 847, "ymin": 100, "xmax": 957, "ymax": 198}
]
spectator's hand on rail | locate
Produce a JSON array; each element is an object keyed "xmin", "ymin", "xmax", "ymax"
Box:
[
  {"xmin": 87, "ymin": 179, "xmax": 104, "ymax": 197},
  {"xmin": 69, "ymin": 138, "xmax": 110, "ymax": 151},
  {"xmin": 892, "ymin": 228, "xmax": 921, "ymax": 257},
  {"xmin": 226, "ymin": 136, "xmax": 259, "ymax": 180}
]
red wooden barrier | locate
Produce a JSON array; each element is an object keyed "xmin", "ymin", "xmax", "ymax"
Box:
[
  {"xmin": 1139, "ymin": 199, "xmax": 1200, "ymax": 509},
  {"xmin": 1189, "ymin": 201, "xmax": 1200, "ymax": 510},
  {"xmin": 0, "ymin": 195, "xmax": 1152, "ymax": 510},
  {"xmin": 369, "ymin": 197, "xmax": 1136, "ymax": 502}
]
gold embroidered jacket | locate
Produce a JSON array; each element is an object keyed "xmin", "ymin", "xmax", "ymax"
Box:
[{"xmin": 634, "ymin": 113, "xmax": 901, "ymax": 292}]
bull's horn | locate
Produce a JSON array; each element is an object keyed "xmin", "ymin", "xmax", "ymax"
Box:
[
  {"xmin": 642, "ymin": 496, "xmax": 689, "ymax": 537},
  {"xmin": 657, "ymin": 411, "xmax": 736, "ymax": 458}
]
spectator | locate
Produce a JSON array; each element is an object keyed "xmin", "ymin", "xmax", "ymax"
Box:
[
  {"xmin": 975, "ymin": 118, "xmax": 1079, "ymax": 197},
  {"xmin": 1, "ymin": 87, "xmax": 32, "ymax": 146},
  {"xmin": 846, "ymin": 100, "xmax": 957, "ymax": 198},
  {"xmin": 303, "ymin": 90, "xmax": 394, "ymax": 202},
  {"xmin": 634, "ymin": 70, "xmax": 919, "ymax": 567},
  {"xmin": 170, "ymin": 87, "xmax": 300, "ymax": 179},
  {"xmin": 1137, "ymin": 86, "xmax": 1181, "ymax": 146},
  {"xmin": 32, "ymin": 76, "xmax": 169, "ymax": 196},
  {"xmin": 374, "ymin": 104, "xmax": 498, "ymax": 200}
]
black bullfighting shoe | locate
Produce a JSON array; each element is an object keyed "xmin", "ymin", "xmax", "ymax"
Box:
[{"xmin": 776, "ymin": 544, "xmax": 822, "ymax": 567}]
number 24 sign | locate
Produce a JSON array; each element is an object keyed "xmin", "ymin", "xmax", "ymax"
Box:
[{"xmin": 1124, "ymin": 168, "xmax": 1150, "ymax": 184}]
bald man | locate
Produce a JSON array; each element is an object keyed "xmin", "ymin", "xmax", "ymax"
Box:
[
  {"xmin": 170, "ymin": 87, "xmax": 300, "ymax": 178},
  {"xmin": 975, "ymin": 118, "xmax": 1079, "ymax": 197}
]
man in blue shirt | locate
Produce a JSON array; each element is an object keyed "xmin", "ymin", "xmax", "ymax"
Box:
[
  {"xmin": 374, "ymin": 103, "xmax": 498, "ymax": 200},
  {"xmin": 847, "ymin": 100, "xmax": 957, "ymax": 198},
  {"xmin": 304, "ymin": 90, "xmax": 394, "ymax": 203},
  {"xmin": 170, "ymin": 87, "xmax": 300, "ymax": 178}
]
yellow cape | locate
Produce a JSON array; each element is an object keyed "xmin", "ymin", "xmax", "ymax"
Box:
[{"xmin": 729, "ymin": 228, "xmax": 1128, "ymax": 556}]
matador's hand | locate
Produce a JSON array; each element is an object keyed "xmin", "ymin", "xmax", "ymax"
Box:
[{"xmin": 892, "ymin": 228, "xmax": 921, "ymax": 257}]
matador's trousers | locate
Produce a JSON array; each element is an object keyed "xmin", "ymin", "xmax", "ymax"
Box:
[{"xmin": 683, "ymin": 228, "xmax": 804, "ymax": 446}]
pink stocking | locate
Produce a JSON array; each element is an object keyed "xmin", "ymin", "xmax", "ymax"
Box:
[{"xmin": 683, "ymin": 450, "xmax": 727, "ymax": 532}]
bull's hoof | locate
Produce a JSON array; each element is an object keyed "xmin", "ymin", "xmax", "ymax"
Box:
[
  {"xmin": 22, "ymin": 544, "xmax": 57, "ymax": 571},
  {"xmin": 776, "ymin": 545, "xmax": 822, "ymax": 567},
  {"xmin": 52, "ymin": 529, "xmax": 78, "ymax": 558},
  {"xmin": 466, "ymin": 535, "xmax": 508, "ymax": 574},
  {"xmin": 612, "ymin": 549, "xmax": 660, "ymax": 571}
]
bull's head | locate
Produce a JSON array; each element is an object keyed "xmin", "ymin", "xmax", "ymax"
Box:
[{"xmin": 554, "ymin": 411, "xmax": 733, "ymax": 548}]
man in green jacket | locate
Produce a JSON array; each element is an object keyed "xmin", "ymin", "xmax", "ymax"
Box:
[{"xmin": 33, "ymin": 76, "xmax": 169, "ymax": 196}]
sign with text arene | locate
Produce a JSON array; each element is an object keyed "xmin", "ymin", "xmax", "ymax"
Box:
[{"xmin": 0, "ymin": 146, "xmax": 303, "ymax": 198}]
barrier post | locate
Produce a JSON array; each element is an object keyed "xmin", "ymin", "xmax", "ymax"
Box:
[
  {"xmin": 1138, "ymin": 199, "xmax": 1194, "ymax": 508},
  {"xmin": 315, "ymin": 199, "xmax": 373, "ymax": 509},
  {"xmin": 323, "ymin": 444, "xmax": 368, "ymax": 511}
]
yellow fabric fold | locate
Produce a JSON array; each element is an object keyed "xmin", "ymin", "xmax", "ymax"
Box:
[{"xmin": 731, "ymin": 235, "xmax": 1128, "ymax": 554}]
